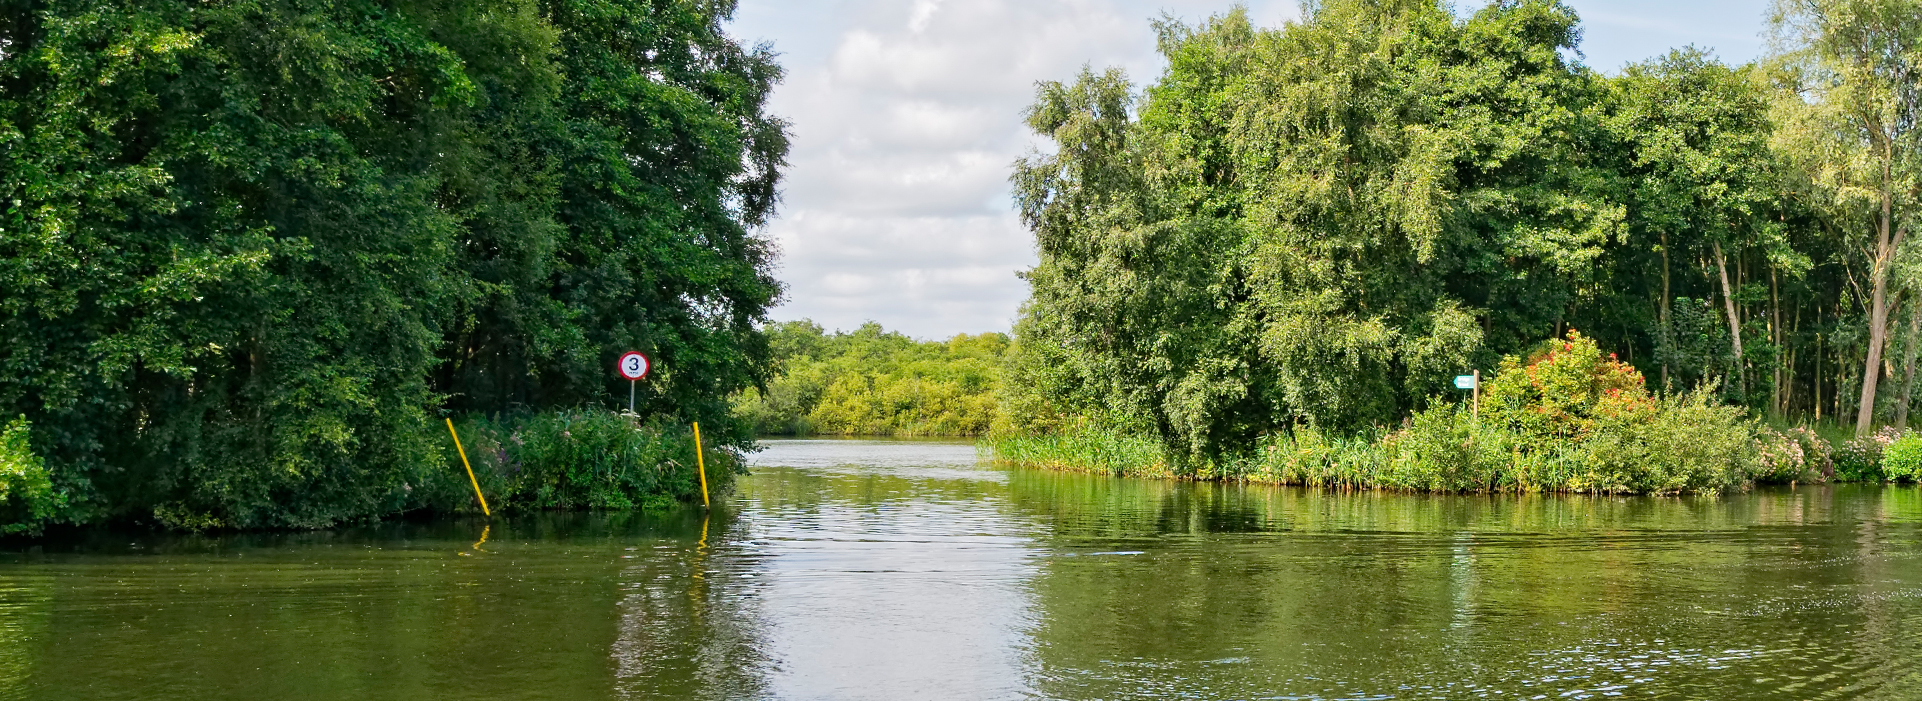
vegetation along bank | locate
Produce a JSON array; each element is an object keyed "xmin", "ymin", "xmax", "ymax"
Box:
[
  {"xmin": 0, "ymin": 0, "xmax": 781, "ymax": 532},
  {"xmin": 732, "ymin": 321, "xmax": 1007, "ymax": 437},
  {"xmin": 988, "ymin": 0, "xmax": 1922, "ymax": 493}
]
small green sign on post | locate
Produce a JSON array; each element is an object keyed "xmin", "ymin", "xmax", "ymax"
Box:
[{"xmin": 1455, "ymin": 371, "xmax": 1481, "ymax": 421}]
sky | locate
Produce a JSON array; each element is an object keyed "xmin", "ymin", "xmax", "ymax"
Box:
[{"xmin": 726, "ymin": 0, "xmax": 1776, "ymax": 340}]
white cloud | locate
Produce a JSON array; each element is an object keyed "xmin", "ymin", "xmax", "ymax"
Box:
[
  {"xmin": 730, "ymin": 0, "xmax": 1768, "ymax": 340},
  {"xmin": 731, "ymin": 0, "xmax": 1297, "ymax": 339}
]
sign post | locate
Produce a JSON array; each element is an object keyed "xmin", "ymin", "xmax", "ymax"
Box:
[
  {"xmin": 618, "ymin": 352, "xmax": 649, "ymax": 412},
  {"xmin": 1454, "ymin": 371, "xmax": 1480, "ymax": 422}
]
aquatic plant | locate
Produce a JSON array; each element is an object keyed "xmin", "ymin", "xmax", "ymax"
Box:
[{"xmin": 982, "ymin": 420, "xmax": 1167, "ymax": 477}]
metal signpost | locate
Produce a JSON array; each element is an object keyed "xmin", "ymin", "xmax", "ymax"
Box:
[
  {"xmin": 618, "ymin": 351, "xmax": 649, "ymax": 412},
  {"xmin": 1454, "ymin": 370, "xmax": 1480, "ymax": 421}
]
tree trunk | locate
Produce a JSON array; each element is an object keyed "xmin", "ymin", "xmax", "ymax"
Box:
[
  {"xmin": 1661, "ymin": 232, "xmax": 1671, "ymax": 392},
  {"xmin": 1713, "ymin": 241, "xmax": 1745, "ymax": 396},
  {"xmin": 1772, "ymin": 266, "xmax": 1783, "ymax": 415},
  {"xmin": 1899, "ymin": 298, "xmax": 1921, "ymax": 429},
  {"xmin": 1855, "ymin": 173, "xmax": 1902, "ymax": 436}
]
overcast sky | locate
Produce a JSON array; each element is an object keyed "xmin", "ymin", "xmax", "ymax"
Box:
[{"xmin": 726, "ymin": 0, "xmax": 1775, "ymax": 340}]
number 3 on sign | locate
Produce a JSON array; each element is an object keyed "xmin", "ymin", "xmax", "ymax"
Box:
[
  {"xmin": 619, "ymin": 352, "xmax": 649, "ymax": 380},
  {"xmin": 619, "ymin": 352, "xmax": 649, "ymax": 413}
]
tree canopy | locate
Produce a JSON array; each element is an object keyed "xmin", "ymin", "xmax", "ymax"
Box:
[
  {"xmin": 0, "ymin": 0, "xmax": 786, "ymax": 529},
  {"xmin": 1007, "ymin": 0, "xmax": 1922, "ymax": 461}
]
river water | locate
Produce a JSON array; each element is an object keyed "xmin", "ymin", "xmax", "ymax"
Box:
[{"xmin": 4, "ymin": 439, "xmax": 1922, "ymax": 699}]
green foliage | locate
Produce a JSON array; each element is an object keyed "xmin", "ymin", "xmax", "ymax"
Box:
[
  {"xmin": 1882, "ymin": 432, "xmax": 1922, "ymax": 482},
  {"xmin": 1834, "ymin": 427, "xmax": 1901, "ymax": 481},
  {"xmin": 1482, "ymin": 332, "xmax": 1654, "ymax": 442},
  {"xmin": 1007, "ymin": 0, "xmax": 1922, "ymax": 462},
  {"xmin": 1008, "ymin": 0, "xmax": 1633, "ymax": 458},
  {"xmin": 446, "ymin": 409, "xmax": 729, "ymax": 512},
  {"xmin": 1225, "ymin": 334, "xmax": 1763, "ymax": 494},
  {"xmin": 998, "ymin": 332, "xmax": 1764, "ymax": 494},
  {"xmin": 0, "ymin": 417, "xmax": 63, "ymax": 535},
  {"xmin": 981, "ymin": 421, "xmax": 1168, "ymax": 477},
  {"xmin": 733, "ymin": 321, "xmax": 1006, "ymax": 436},
  {"xmin": 0, "ymin": 1, "xmax": 785, "ymax": 530}
]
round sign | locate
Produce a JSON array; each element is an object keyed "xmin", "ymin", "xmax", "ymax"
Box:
[{"xmin": 618, "ymin": 352, "xmax": 649, "ymax": 380}]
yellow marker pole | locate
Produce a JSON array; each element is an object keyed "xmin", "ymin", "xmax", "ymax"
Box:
[
  {"xmin": 446, "ymin": 418, "xmax": 491, "ymax": 517},
  {"xmin": 692, "ymin": 421, "xmax": 710, "ymax": 509}
]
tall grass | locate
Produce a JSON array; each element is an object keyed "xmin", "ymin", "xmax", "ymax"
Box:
[{"xmin": 980, "ymin": 423, "xmax": 1167, "ymax": 477}]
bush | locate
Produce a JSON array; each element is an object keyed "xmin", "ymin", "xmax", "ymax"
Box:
[
  {"xmin": 1031, "ymin": 332, "xmax": 1766, "ymax": 495},
  {"xmin": 1881, "ymin": 433, "xmax": 1922, "ymax": 482},
  {"xmin": 0, "ymin": 417, "xmax": 64, "ymax": 535},
  {"xmin": 445, "ymin": 409, "xmax": 735, "ymax": 513},
  {"xmin": 1781, "ymin": 427, "xmax": 1834, "ymax": 480},
  {"xmin": 1834, "ymin": 427, "xmax": 1901, "ymax": 482}
]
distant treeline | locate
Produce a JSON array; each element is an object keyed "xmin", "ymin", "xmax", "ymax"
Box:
[
  {"xmin": 0, "ymin": 0, "xmax": 784, "ymax": 531},
  {"xmin": 1004, "ymin": 0, "xmax": 1922, "ymax": 463},
  {"xmin": 733, "ymin": 322, "xmax": 1005, "ymax": 437}
]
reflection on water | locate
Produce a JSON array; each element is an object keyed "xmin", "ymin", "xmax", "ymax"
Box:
[{"xmin": 1, "ymin": 438, "xmax": 1920, "ymax": 699}]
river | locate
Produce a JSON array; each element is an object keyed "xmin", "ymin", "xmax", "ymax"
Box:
[{"xmin": 3, "ymin": 439, "xmax": 1921, "ymax": 699}]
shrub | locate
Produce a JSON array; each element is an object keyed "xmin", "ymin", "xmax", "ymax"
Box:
[
  {"xmin": 1482, "ymin": 331, "xmax": 1653, "ymax": 442},
  {"xmin": 446, "ymin": 409, "xmax": 734, "ymax": 513},
  {"xmin": 1754, "ymin": 428, "xmax": 1810, "ymax": 483},
  {"xmin": 1782, "ymin": 427, "xmax": 1833, "ymax": 480},
  {"xmin": 1882, "ymin": 433, "xmax": 1922, "ymax": 482},
  {"xmin": 0, "ymin": 417, "xmax": 64, "ymax": 535},
  {"xmin": 1835, "ymin": 427, "xmax": 1902, "ymax": 482},
  {"xmin": 1158, "ymin": 332, "xmax": 1763, "ymax": 494}
]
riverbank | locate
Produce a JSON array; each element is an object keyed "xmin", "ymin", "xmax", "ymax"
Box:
[
  {"xmin": 983, "ymin": 416, "xmax": 1922, "ymax": 495},
  {"xmin": 8, "ymin": 439, "xmax": 1922, "ymax": 700},
  {"xmin": 0, "ymin": 408, "xmax": 734, "ymax": 535},
  {"xmin": 980, "ymin": 332, "xmax": 1922, "ymax": 495}
]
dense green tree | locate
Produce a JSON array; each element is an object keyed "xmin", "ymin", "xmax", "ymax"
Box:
[
  {"xmin": 1007, "ymin": 0, "xmax": 1922, "ymax": 465},
  {"xmin": 0, "ymin": 0, "xmax": 785, "ymax": 530},
  {"xmin": 1010, "ymin": 0, "xmax": 1628, "ymax": 460},
  {"xmin": 1608, "ymin": 48, "xmax": 1788, "ymax": 400}
]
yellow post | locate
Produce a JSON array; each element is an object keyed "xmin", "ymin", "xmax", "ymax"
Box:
[
  {"xmin": 445, "ymin": 418, "xmax": 491, "ymax": 517},
  {"xmin": 692, "ymin": 421, "xmax": 710, "ymax": 509}
]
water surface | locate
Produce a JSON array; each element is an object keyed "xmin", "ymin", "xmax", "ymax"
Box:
[{"xmin": 4, "ymin": 439, "xmax": 1921, "ymax": 699}]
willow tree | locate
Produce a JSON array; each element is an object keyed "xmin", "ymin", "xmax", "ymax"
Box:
[
  {"xmin": 1009, "ymin": 0, "xmax": 1625, "ymax": 460},
  {"xmin": 1770, "ymin": 0, "xmax": 1922, "ymax": 436}
]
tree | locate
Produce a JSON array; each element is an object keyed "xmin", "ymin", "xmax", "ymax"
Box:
[
  {"xmin": 1609, "ymin": 48, "xmax": 1785, "ymax": 401},
  {"xmin": 0, "ymin": 0, "xmax": 786, "ymax": 529},
  {"xmin": 1770, "ymin": 0, "xmax": 1922, "ymax": 436},
  {"xmin": 1009, "ymin": 0, "xmax": 1629, "ymax": 460}
]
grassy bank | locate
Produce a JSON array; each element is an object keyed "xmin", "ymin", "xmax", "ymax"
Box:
[{"xmin": 984, "ymin": 333, "xmax": 1885, "ymax": 495}]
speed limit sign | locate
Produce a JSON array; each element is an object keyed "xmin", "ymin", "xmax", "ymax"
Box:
[
  {"xmin": 618, "ymin": 352, "xmax": 649, "ymax": 413},
  {"xmin": 618, "ymin": 351, "xmax": 649, "ymax": 380}
]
